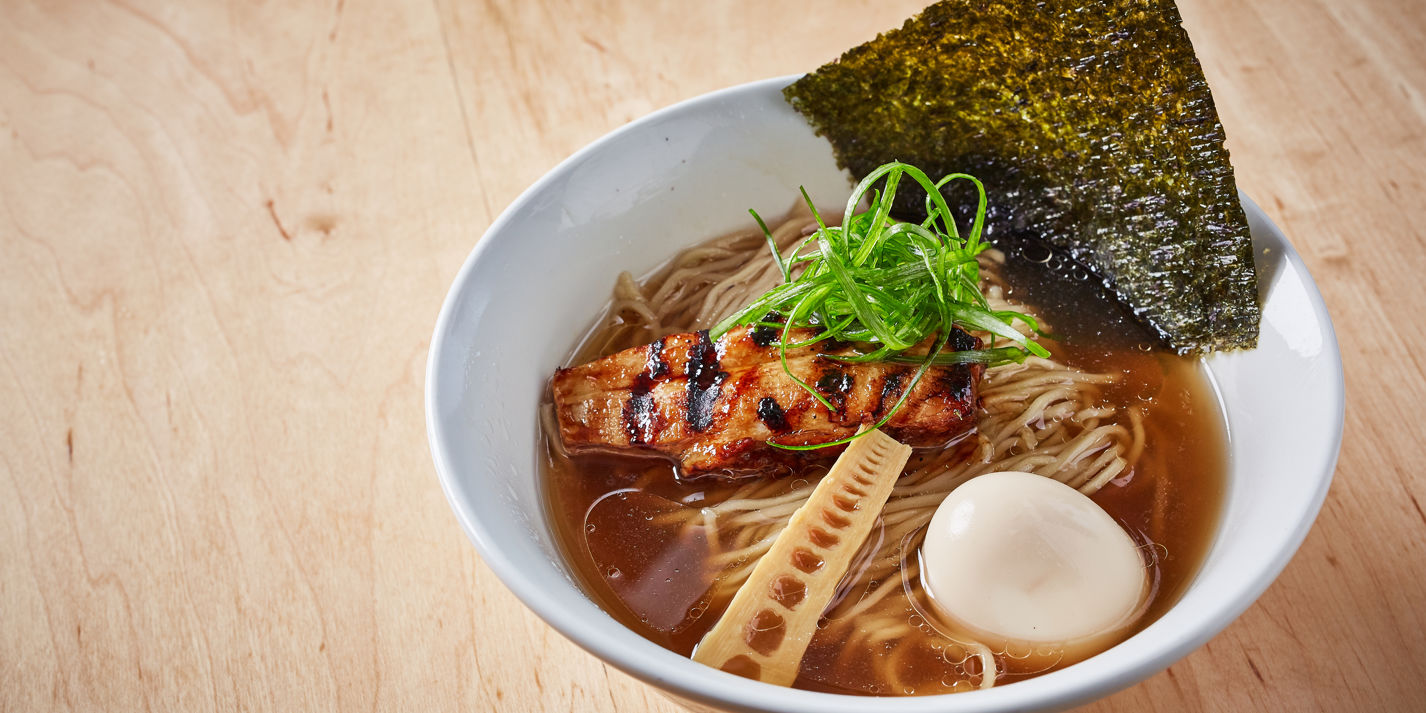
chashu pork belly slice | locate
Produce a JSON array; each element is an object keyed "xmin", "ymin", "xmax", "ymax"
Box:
[{"xmin": 551, "ymin": 325, "xmax": 983, "ymax": 477}]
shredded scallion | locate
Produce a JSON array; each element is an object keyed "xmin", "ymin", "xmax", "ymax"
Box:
[{"xmin": 710, "ymin": 161, "xmax": 1049, "ymax": 450}]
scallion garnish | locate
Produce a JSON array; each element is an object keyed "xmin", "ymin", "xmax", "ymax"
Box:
[{"xmin": 710, "ymin": 161, "xmax": 1049, "ymax": 450}]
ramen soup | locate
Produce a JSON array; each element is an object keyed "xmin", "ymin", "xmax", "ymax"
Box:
[{"xmin": 541, "ymin": 202, "xmax": 1226, "ymax": 696}]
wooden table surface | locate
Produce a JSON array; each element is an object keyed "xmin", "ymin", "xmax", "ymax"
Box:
[{"xmin": 4, "ymin": 0, "xmax": 1424, "ymax": 710}]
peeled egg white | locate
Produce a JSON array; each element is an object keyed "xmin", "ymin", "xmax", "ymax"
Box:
[{"xmin": 921, "ymin": 471, "xmax": 1148, "ymax": 662}]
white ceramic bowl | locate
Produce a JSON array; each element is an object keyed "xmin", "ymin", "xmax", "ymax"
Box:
[{"xmin": 426, "ymin": 76, "xmax": 1343, "ymax": 712}]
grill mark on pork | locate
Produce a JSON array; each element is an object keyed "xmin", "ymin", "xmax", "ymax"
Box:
[
  {"xmin": 647, "ymin": 337, "xmax": 670, "ymax": 378},
  {"xmin": 622, "ymin": 338, "xmax": 670, "ymax": 444},
  {"xmin": 949, "ymin": 327, "xmax": 978, "ymax": 352},
  {"xmin": 941, "ymin": 364, "xmax": 975, "ymax": 403},
  {"xmin": 876, "ymin": 371, "xmax": 906, "ymax": 418},
  {"xmin": 685, "ymin": 330, "xmax": 726, "ymax": 432},
  {"xmin": 815, "ymin": 368, "xmax": 855, "ymax": 415},
  {"xmin": 622, "ymin": 377, "xmax": 656, "ymax": 445},
  {"xmin": 756, "ymin": 397, "xmax": 790, "ymax": 433},
  {"xmin": 749, "ymin": 312, "xmax": 784, "ymax": 347}
]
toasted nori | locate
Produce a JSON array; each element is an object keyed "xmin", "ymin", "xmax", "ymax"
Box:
[{"xmin": 784, "ymin": 0, "xmax": 1259, "ymax": 352}]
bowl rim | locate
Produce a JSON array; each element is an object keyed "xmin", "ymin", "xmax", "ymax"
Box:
[{"xmin": 425, "ymin": 75, "xmax": 1345, "ymax": 712}]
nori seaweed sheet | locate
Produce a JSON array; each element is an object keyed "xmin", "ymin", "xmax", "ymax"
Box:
[{"xmin": 784, "ymin": 0, "xmax": 1259, "ymax": 352}]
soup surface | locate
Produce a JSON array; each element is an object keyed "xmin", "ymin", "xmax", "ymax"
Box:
[{"xmin": 541, "ymin": 224, "xmax": 1226, "ymax": 696}]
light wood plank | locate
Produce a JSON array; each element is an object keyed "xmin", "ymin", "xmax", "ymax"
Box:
[{"xmin": 2, "ymin": 0, "xmax": 1423, "ymax": 711}]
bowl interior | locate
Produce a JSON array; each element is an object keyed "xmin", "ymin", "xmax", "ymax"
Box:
[{"xmin": 426, "ymin": 77, "xmax": 1343, "ymax": 713}]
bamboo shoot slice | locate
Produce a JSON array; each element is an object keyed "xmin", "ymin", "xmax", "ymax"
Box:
[{"xmin": 692, "ymin": 429, "xmax": 912, "ymax": 686}]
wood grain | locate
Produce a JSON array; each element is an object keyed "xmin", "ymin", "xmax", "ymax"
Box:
[{"xmin": 2, "ymin": 0, "xmax": 1423, "ymax": 711}]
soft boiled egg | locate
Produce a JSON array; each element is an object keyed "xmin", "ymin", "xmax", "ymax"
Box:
[{"xmin": 921, "ymin": 471, "xmax": 1148, "ymax": 663}]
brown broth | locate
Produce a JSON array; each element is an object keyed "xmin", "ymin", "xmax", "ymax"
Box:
[{"xmin": 540, "ymin": 245, "xmax": 1227, "ymax": 696}]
